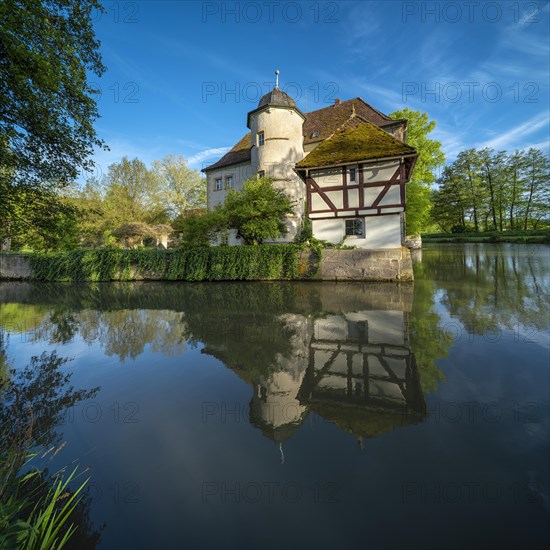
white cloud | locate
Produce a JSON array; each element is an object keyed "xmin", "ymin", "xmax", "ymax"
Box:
[
  {"xmin": 479, "ymin": 112, "xmax": 550, "ymax": 149},
  {"xmin": 187, "ymin": 147, "xmax": 230, "ymax": 167}
]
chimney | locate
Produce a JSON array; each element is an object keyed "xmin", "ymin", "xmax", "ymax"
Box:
[{"xmin": 334, "ymin": 98, "xmax": 341, "ymax": 106}]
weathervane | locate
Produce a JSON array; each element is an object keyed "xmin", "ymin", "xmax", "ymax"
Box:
[{"xmin": 275, "ymin": 69, "xmax": 279, "ymax": 89}]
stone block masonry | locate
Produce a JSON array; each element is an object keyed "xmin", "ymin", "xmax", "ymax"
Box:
[
  {"xmin": 299, "ymin": 248, "xmax": 413, "ymax": 281},
  {"xmin": 0, "ymin": 254, "xmax": 32, "ymax": 280}
]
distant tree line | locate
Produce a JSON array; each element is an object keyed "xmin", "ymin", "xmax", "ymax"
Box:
[
  {"xmin": 432, "ymin": 147, "xmax": 549, "ymax": 233},
  {"xmin": 1, "ymin": 155, "xmax": 206, "ymax": 250}
]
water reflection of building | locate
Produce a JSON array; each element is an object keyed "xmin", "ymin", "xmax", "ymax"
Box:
[
  {"xmin": 300, "ymin": 309, "xmax": 426, "ymax": 448},
  {"xmin": 219, "ymin": 284, "xmax": 427, "ymax": 451},
  {"xmin": 249, "ymin": 315, "xmax": 311, "ymax": 450}
]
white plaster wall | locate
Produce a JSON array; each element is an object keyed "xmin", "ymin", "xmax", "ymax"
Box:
[
  {"xmin": 249, "ymin": 107, "xmax": 304, "ymax": 179},
  {"xmin": 312, "ymin": 219, "xmax": 343, "ymax": 244},
  {"xmin": 310, "ymin": 167, "xmax": 341, "ymax": 187},
  {"xmin": 348, "ymin": 188, "xmax": 359, "ymax": 208},
  {"xmin": 312, "ymin": 213, "xmax": 402, "ymax": 248},
  {"xmin": 363, "ymin": 161, "xmax": 400, "ymax": 183},
  {"xmin": 325, "ymin": 190, "xmax": 344, "ymax": 209},
  {"xmin": 363, "ymin": 215, "xmax": 402, "ymax": 248},
  {"xmin": 206, "ymin": 161, "xmax": 255, "ymax": 209},
  {"xmin": 378, "ymin": 185, "xmax": 401, "ymax": 206}
]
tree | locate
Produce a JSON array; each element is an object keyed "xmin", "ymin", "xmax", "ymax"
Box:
[
  {"xmin": 151, "ymin": 155, "xmax": 206, "ymax": 219},
  {"xmin": 432, "ymin": 166, "xmax": 468, "ymax": 232},
  {"xmin": 430, "ymin": 147, "xmax": 549, "ymax": 232},
  {"xmin": 180, "ymin": 177, "xmax": 294, "ymax": 245},
  {"xmin": 478, "ymin": 148, "xmax": 508, "ymax": 231},
  {"xmin": 389, "ymin": 108, "xmax": 445, "ymax": 236},
  {"xmin": 0, "ymin": 0, "xmax": 105, "ymax": 186},
  {"xmin": 453, "ymin": 149, "xmax": 489, "ymax": 232},
  {"xmin": 0, "ymin": 0, "xmax": 106, "ymax": 250},
  {"xmin": 522, "ymin": 148, "xmax": 550, "ymax": 229},
  {"xmin": 0, "ymin": 184, "xmax": 80, "ymax": 250},
  {"xmin": 505, "ymin": 151, "xmax": 528, "ymax": 230},
  {"xmin": 222, "ymin": 177, "xmax": 294, "ymax": 244},
  {"xmin": 102, "ymin": 157, "xmax": 159, "ymax": 225}
]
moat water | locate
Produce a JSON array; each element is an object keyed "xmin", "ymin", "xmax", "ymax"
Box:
[{"xmin": 1, "ymin": 244, "xmax": 548, "ymax": 549}]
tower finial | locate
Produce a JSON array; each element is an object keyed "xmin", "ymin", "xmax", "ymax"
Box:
[{"xmin": 275, "ymin": 69, "xmax": 280, "ymax": 90}]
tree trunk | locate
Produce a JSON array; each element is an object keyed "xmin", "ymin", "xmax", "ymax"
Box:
[
  {"xmin": 485, "ymin": 163, "xmax": 498, "ymax": 230},
  {"xmin": 523, "ymin": 166, "xmax": 535, "ymax": 230},
  {"xmin": 0, "ymin": 219, "xmax": 11, "ymax": 251}
]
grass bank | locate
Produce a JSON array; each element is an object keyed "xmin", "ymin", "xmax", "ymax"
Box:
[{"xmin": 421, "ymin": 229, "xmax": 550, "ymax": 244}]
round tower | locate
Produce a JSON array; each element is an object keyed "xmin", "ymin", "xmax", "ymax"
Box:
[{"xmin": 246, "ymin": 71, "xmax": 306, "ymax": 240}]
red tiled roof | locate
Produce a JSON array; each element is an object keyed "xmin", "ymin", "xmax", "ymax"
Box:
[
  {"xmin": 203, "ymin": 98, "xmax": 406, "ymax": 172},
  {"xmin": 204, "ymin": 133, "xmax": 251, "ymax": 171}
]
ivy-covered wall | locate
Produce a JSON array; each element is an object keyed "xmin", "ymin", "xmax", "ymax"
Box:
[
  {"xmin": 0, "ymin": 246, "xmax": 413, "ymax": 282},
  {"xmin": 26, "ymin": 246, "xmax": 307, "ymax": 282}
]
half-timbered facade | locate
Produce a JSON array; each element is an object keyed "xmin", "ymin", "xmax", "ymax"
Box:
[
  {"xmin": 203, "ymin": 78, "xmax": 418, "ymax": 249},
  {"xmin": 295, "ymin": 116, "xmax": 417, "ymax": 249}
]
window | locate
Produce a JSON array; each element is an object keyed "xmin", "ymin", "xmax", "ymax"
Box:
[
  {"xmin": 349, "ymin": 167, "xmax": 356, "ymax": 183},
  {"xmin": 257, "ymin": 170, "xmax": 265, "ymax": 178},
  {"xmin": 345, "ymin": 218, "xmax": 364, "ymax": 237},
  {"xmin": 226, "ymin": 175, "xmax": 233, "ymax": 188},
  {"xmin": 257, "ymin": 131, "xmax": 265, "ymax": 147},
  {"xmin": 215, "ymin": 178, "xmax": 222, "ymax": 191}
]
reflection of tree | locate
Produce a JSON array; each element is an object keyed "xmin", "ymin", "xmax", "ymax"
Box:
[
  {"xmin": 422, "ymin": 244, "xmax": 549, "ymax": 334},
  {"xmin": 0, "ymin": 331, "xmax": 9, "ymax": 385},
  {"xmin": 74, "ymin": 309, "xmax": 189, "ymax": 361},
  {"xmin": 6, "ymin": 307, "xmax": 190, "ymax": 363},
  {"xmin": 1, "ymin": 352, "xmax": 99, "ymax": 474},
  {"xmin": 0, "ymin": 351, "xmax": 102, "ymax": 546},
  {"xmin": 0, "ymin": 281, "xmax": 449, "ymax": 447},
  {"xmin": 0, "ymin": 302, "xmax": 50, "ymax": 333},
  {"xmin": 409, "ymin": 260, "xmax": 451, "ymax": 392}
]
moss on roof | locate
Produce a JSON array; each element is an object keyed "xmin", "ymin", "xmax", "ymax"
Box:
[{"xmin": 296, "ymin": 117, "xmax": 416, "ymax": 169}]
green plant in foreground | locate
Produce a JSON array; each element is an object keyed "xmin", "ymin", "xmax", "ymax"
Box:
[{"xmin": 0, "ymin": 457, "xmax": 89, "ymax": 550}]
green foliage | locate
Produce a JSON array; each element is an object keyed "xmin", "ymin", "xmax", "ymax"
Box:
[
  {"xmin": 60, "ymin": 155, "xmax": 206, "ymax": 249},
  {"xmin": 0, "ymin": 186, "xmax": 81, "ymax": 252},
  {"xmin": 389, "ymin": 108, "xmax": 446, "ymax": 236},
  {"xmin": 178, "ymin": 210, "xmax": 226, "ymax": 247},
  {"xmin": 102, "ymin": 157, "xmax": 160, "ymax": 225},
  {"xmin": 422, "ymin": 229, "xmax": 550, "ymax": 244},
  {"xmin": 151, "ymin": 154, "xmax": 207, "ymax": 219},
  {"xmin": 180, "ymin": 177, "xmax": 294, "ymax": 246},
  {"xmin": 0, "ymin": 0, "xmax": 105, "ymax": 184},
  {"xmin": 223, "ymin": 177, "xmax": 294, "ymax": 244},
  {"xmin": 0, "ymin": 463, "xmax": 89, "ymax": 550},
  {"xmin": 0, "ymin": 349, "xmax": 101, "ymax": 548},
  {"xmin": 28, "ymin": 246, "xmax": 307, "ymax": 282},
  {"xmin": 432, "ymin": 148, "xmax": 549, "ymax": 232}
]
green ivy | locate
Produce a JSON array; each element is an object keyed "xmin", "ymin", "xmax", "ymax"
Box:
[{"xmin": 28, "ymin": 245, "xmax": 310, "ymax": 282}]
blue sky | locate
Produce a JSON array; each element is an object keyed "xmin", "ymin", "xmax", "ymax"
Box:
[{"xmin": 87, "ymin": 0, "xmax": 550, "ymax": 180}]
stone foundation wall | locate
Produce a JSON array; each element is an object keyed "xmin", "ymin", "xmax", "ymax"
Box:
[
  {"xmin": 0, "ymin": 248, "xmax": 413, "ymax": 282},
  {"xmin": 0, "ymin": 254, "xmax": 32, "ymax": 280},
  {"xmin": 299, "ymin": 247, "xmax": 413, "ymax": 281}
]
